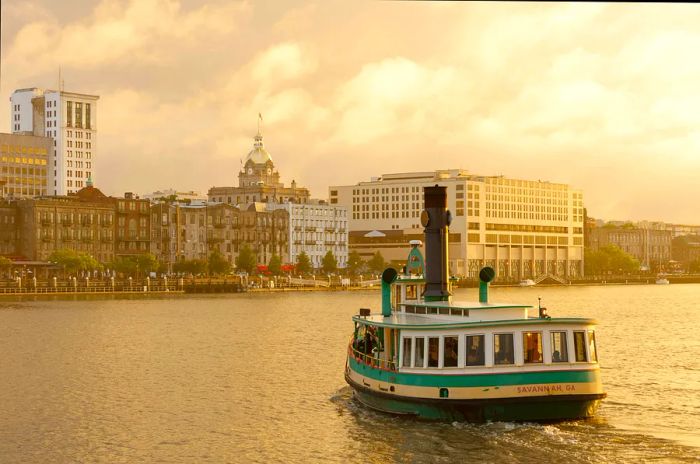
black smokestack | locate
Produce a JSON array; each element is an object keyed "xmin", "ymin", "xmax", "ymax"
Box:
[{"xmin": 422, "ymin": 185, "xmax": 451, "ymax": 301}]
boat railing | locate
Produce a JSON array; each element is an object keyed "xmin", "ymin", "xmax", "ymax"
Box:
[{"xmin": 347, "ymin": 341, "xmax": 397, "ymax": 372}]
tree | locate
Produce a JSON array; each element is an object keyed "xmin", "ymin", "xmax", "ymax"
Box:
[
  {"xmin": 322, "ymin": 250, "xmax": 337, "ymax": 274},
  {"xmin": 346, "ymin": 251, "xmax": 363, "ymax": 275},
  {"xmin": 209, "ymin": 250, "xmax": 232, "ymax": 275},
  {"xmin": 135, "ymin": 253, "xmax": 158, "ymax": 275},
  {"xmin": 689, "ymin": 260, "xmax": 700, "ymax": 274},
  {"xmin": 296, "ymin": 251, "xmax": 312, "ymax": 275},
  {"xmin": 584, "ymin": 245, "xmax": 639, "ymax": 276},
  {"xmin": 189, "ymin": 259, "xmax": 208, "ymax": 276},
  {"xmin": 236, "ymin": 244, "xmax": 257, "ymax": 274},
  {"xmin": 173, "ymin": 259, "xmax": 190, "ymax": 274},
  {"xmin": 49, "ymin": 249, "xmax": 101, "ymax": 275},
  {"xmin": 0, "ymin": 256, "xmax": 12, "ymax": 279},
  {"xmin": 367, "ymin": 251, "xmax": 386, "ymax": 274},
  {"xmin": 268, "ymin": 254, "xmax": 282, "ymax": 276}
]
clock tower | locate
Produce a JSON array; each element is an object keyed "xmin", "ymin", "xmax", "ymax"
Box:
[{"xmin": 238, "ymin": 131, "xmax": 283, "ymax": 188}]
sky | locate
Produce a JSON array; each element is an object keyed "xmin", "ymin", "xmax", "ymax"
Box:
[{"xmin": 2, "ymin": 1, "xmax": 700, "ymax": 224}]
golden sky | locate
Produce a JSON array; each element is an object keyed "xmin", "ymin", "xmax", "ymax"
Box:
[{"xmin": 2, "ymin": 1, "xmax": 700, "ymax": 223}]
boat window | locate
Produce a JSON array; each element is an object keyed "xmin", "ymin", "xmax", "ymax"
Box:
[
  {"xmin": 574, "ymin": 331, "xmax": 587, "ymax": 362},
  {"xmin": 494, "ymin": 333, "xmax": 514, "ymax": 365},
  {"xmin": 402, "ymin": 337, "xmax": 412, "ymax": 367},
  {"xmin": 551, "ymin": 331, "xmax": 569, "ymax": 363},
  {"xmin": 406, "ymin": 285, "xmax": 417, "ymax": 300},
  {"xmin": 466, "ymin": 335, "xmax": 485, "ymax": 366},
  {"xmin": 428, "ymin": 337, "xmax": 439, "ymax": 368},
  {"xmin": 439, "ymin": 307, "xmax": 450, "ymax": 315},
  {"xmin": 443, "ymin": 336, "xmax": 458, "ymax": 367},
  {"xmin": 523, "ymin": 332, "xmax": 543, "ymax": 364},
  {"xmin": 415, "ymin": 337, "xmax": 425, "ymax": 367},
  {"xmin": 588, "ymin": 330, "xmax": 598, "ymax": 362}
]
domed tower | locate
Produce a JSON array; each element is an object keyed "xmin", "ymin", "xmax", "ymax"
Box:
[{"xmin": 238, "ymin": 131, "xmax": 283, "ymax": 189}]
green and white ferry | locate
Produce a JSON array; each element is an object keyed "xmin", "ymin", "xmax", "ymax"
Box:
[{"xmin": 345, "ymin": 186, "xmax": 606, "ymax": 422}]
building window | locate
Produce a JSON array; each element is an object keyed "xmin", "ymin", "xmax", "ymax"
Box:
[
  {"xmin": 67, "ymin": 101, "xmax": 72, "ymax": 127},
  {"xmin": 85, "ymin": 103, "xmax": 91, "ymax": 129}
]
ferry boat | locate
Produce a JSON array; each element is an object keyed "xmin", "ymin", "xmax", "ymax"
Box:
[
  {"xmin": 345, "ymin": 186, "xmax": 606, "ymax": 422},
  {"xmin": 655, "ymin": 275, "xmax": 670, "ymax": 285},
  {"xmin": 519, "ymin": 279, "xmax": 536, "ymax": 287}
]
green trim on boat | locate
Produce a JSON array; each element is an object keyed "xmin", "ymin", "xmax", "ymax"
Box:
[
  {"xmin": 348, "ymin": 357, "xmax": 598, "ymax": 387},
  {"xmin": 351, "ymin": 316, "xmax": 597, "ymax": 329}
]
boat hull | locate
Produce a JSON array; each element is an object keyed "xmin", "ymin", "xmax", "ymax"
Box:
[{"xmin": 346, "ymin": 372, "xmax": 604, "ymax": 422}]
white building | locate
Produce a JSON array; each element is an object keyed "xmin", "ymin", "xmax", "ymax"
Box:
[
  {"xmin": 11, "ymin": 87, "xmax": 99, "ymax": 196},
  {"xmin": 268, "ymin": 201, "xmax": 348, "ymax": 270},
  {"xmin": 330, "ymin": 169, "xmax": 585, "ymax": 279}
]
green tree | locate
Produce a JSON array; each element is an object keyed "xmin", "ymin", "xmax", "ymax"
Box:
[
  {"xmin": 135, "ymin": 253, "xmax": 158, "ymax": 275},
  {"xmin": 322, "ymin": 250, "xmax": 337, "ymax": 274},
  {"xmin": 208, "ymin": 250, "xmax": 232, "ymax": 275},
  {"xmin": 584, "ymin": 245, "xmax": 639, "ymax": 276},
  {"xmin": 236, "ymin": 244, "xmax": 257, "ymax": 274},
  {"xmin": 268, "ymin": 254, "xmax": 282, "ymax": 276},
  {"xmin": 50, "ymin": 249, "xmax": 101, "ymax": 274},
  {"xmin": 346, "ymin": 251, "xmax": 363, "ymax": 275},
  {"xmin": 0, "ymin": 256, "xmax": 12, "ymax": 278},
  {"xmin": 296, "ymin": 251, "xmax": 312, "ymax": 275},
  {"xmin": 190, "ymin": 259, "xmax": 208, "ymax": 275},
  {"xmin": 173, "ymin": 259, "xmax": 190, "ymax": 274},
  {"xmin": 689, "ymin": 260, "xmax": 700, "ymax": 274},
  {"xmin": 367, "ymin": 251, "xmax": 386, "ymax": 274}
]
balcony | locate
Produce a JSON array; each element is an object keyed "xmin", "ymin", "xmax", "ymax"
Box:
[
  {"xmin": 41, "ymin": 219, "xmax": 52, "ymax": 226},
  {"xmin": 42, "ymin": 236, "xmax": 53, "ymax": 242},
  {"xmin": 62, "ymin": 220, "xmax": 73, "ymax": 226},
  {"xmin": 214, "ymin": 223, "xmax": 226, "ymax": 228}
]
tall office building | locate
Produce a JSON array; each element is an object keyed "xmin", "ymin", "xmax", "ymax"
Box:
[
  {"xmin": 330, "ymin": 169, "xmax": 585, "ymax": 279},
  {"xmin": 0, "ymin": 133, "xmax": 52, "ymax": 198},
  {"xmin": 11, "ymin": 87, "xmax": 99, "ymax": 196}
]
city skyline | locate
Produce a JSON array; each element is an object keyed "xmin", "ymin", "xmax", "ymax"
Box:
[{"xmin": 2, "ymin": 1, "xmax": 700, "ymax": 223}]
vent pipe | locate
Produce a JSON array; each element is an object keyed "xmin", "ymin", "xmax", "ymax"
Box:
[{"xmin": 422, "ymin": 185, "xmax": 451, "ymax": 302}]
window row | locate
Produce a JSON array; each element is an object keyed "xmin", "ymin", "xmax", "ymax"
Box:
[{"xmin": 401, "ymin": 330, "xmax": 597, "ymax": 369}]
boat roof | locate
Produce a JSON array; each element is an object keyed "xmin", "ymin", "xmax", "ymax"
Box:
[
  {"xmin": 406, "ymin": 300, "xmax": 532, "ymax": 310},
  {"xmin": 352, "ymin": 312, "xmax": 597, "ymax": 329}
]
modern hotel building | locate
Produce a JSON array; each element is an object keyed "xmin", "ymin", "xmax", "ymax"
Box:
[{"xmin": 330, "ymin": 169, "xmax": 584, "ymax": 279}]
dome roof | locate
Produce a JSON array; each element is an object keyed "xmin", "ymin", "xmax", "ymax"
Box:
[{"xmin": 245, "ymin": 133, "xmax": 273, "ymax": 164}]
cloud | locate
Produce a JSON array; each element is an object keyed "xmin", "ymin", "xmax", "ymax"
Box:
[
  {"xmin": 4, "ymin": 0, "xmax": 250, "ymax": 72},
  {"xmin": 3, "ymin": 1, "xmax": 700, "ymax": 224}
]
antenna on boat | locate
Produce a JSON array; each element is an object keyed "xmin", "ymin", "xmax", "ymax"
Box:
[{"xmin": 537, "ymin": 296, "xmax": 550, "ymax": 319}]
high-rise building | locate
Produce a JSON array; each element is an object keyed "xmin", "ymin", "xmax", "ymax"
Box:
[
  {"xmin": 11, "ymin": 87, "xmax": 99, "ymax": 196},
  {"xmin": 0, "ymin": 133, "xmax": 52, "ymax": 198},
  {"xmin": 330, "ymin": 169, "xmax": 585, "ymax": 279}
]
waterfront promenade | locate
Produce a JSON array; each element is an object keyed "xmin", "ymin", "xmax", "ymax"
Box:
[{"xmin": 2, "ymin": 273, "xmax": 700, "ymax": 296}]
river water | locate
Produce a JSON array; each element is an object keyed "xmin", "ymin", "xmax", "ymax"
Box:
[{"xmin": 0, "ymin": 284, "xmax": 698, "ymax": 463}]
